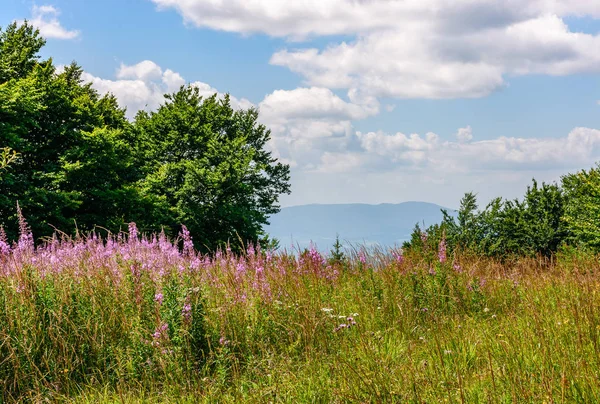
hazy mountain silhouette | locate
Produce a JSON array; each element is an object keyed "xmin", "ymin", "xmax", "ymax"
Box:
[{"xmin": 266, "ymin": 201, "xmax": 455, "ymax": 251}]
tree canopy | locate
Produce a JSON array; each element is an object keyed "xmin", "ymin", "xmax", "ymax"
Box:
[{"xmin": 0, "ymin": 21, "xmax": 290, "ymax": 251}]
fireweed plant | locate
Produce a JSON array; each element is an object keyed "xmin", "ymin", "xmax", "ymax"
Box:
[{"xmin": 1, "ymin": 216, "xmax": 600, "ymax": 403}]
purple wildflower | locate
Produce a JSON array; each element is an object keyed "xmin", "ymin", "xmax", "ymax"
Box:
[
  {"xmin": 182, "ymin": 303, "xmax": 192, "ymax": 322},
  {"xmin": 392, "ymin": 250, "xmax": 404, "ymax": 264},
  {"xmin": 128, "ymin": 222, "xmax": 138, "ymax": 243},
  {"xmin": 16, "ymin": 203, "xmax": 34, "ymax": 252},
  {"xmin": 180, "ymin": 225, "xmax": 194, "ymax": 256},
  {"xmin": 154, "ymin": 293, "xmax": 164, "ymax": 305},
  {"xmin": 152, "ymin": 322, "xmax": 169, "ymax": 346},
  {"xmin": 358, "ymin": 251, "xmax": 366, "ymax": 264},
  {"xmin": 438, "ymin": 235, "xmax": 447, "ymax": 263},
  {"xmin": 334, "ymin": 323, "xmax": 348, "ymax": 332},
  {"xmin": 0, "ymin": 226, "xmax": 10, "ymax": 256}
]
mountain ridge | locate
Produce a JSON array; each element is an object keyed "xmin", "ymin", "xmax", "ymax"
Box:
[{"xmin": 266, "ymin": 201, "xmax": 456, "ymax": 251}]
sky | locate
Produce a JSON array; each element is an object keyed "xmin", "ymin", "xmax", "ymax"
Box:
[{"xmin": 2, "ymin": 0, "xmax": 600, "ymax": 210}]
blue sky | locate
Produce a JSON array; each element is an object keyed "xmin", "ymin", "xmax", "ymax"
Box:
[{"xmin": 2, "ymin": 0, "xmax": 600, "ymax": 209}]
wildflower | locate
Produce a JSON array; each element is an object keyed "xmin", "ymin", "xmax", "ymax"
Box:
[
  {"xmin": 392, "ymin": 250, "xmax": 404, "ymax": 264},
  {"xmin": 309, "ymin": 243, "xmax": 326, "ymax": 266},
  {"xmin": 0, "ymin": 226, "xmax": 10, "ymax": 256},
  {"xmin": 453, "ymin": 262, "xmax": 462, "ymax": 273},
  {"xmin": 180, "ymin": 225, "xmax": 194, "ymax": 256},
  {"xmin": 321, "ymin": 308, "xmax": 334, "ymax": 313},
  {"xmin": 246, "ymin": 242, "xmax": 255, "ymax": 257},
  {"xmin": 420, "ymin": 232, "xmax": 428, "ymax": 244},
  {"xmin": 152, "ymin": 322, "xmax": 169, "ymax": 346},
  {"xmin": 219, "ymin": 336, "xmax": 230, "ymax": 346},
  {"xmin": 334, "ymin": 323, "xmax": 348, "ymax": 332},
  {"xmin": 182, "ymin": 303, "xmax": 192, "ymax": 321},
  {"xmin": 128, "ymin": 222, "xmax": 138, "ymax": 243},
  {"xmin": 16, "ymin": 203, "xmax": 34, "ymax": 252},
  {"xmin": 358, "ymin": 251, "xmax": 366, "ymax": 264},
  {"xmin": 428, "ymin": 266, "xmax": 436, "ymax": 276},
  {"xmin": 154, "ymin": 293, "xmax": 164, "ymax": 305},
  {"xmin": 438, "ymin": 235, "xmax": 447, "ymax": 263}
]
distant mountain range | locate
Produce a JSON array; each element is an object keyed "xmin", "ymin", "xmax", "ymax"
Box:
[{"xmin": 266, "ymin": 202, "xmax": 456, "ymax": 251}]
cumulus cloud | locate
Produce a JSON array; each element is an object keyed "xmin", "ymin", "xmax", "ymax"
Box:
[
  {"xmin": 257, "ymin": 87, "xmax": 378, "ymax": 169},
  {"xmin": 18, "ymin": 5, "xmax": 80, "ymax": 40},
  {"xmin": 275, "ymin": 126, "xmax": 600, "ymax": 207},
  {"xmin": 456, "ymin": 126, "xmax": 473, "ymax": 143},
  {"xmin": 150, "ymin": 0, "xmax": 600, "ymax": 99},
  {"xmin": 342, "ymin": 127, "xmax": 600, "ymax": 174},
  {"xmin": 271, "ymin": 14, "xmax": 600, "ymax": 99},
  {"xmin": 150, "ymin": 0, "xmax": 600, "ymax": 37},
  {"xmin": 259, "ymin": 87, "xmax": 378, "ymax": 123},
  {"xmin": 82, "ymin": 60, "xmax": 253, "ymax": 118}
]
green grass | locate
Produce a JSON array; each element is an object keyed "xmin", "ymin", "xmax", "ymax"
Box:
[{"xmin": 2, "ymin": 246, "xmax": 600, "ymax": 403}]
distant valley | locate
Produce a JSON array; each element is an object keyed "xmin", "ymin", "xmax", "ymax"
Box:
[{"xmin": 266, "ymin": 201, "xmax": 456, "ymax": 251}]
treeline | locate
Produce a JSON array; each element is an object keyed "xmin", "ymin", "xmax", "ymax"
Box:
[
  {"xmin": 0, "ymin": 22, "xmax": 290, "ymax": 251},
  {"xmin": 405, "ymin": 167, "xmax": 600, "ymax": 258}
]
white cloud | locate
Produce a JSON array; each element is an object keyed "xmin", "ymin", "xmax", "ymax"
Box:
[
  {"xmin": 456, "ymin": 126, "xmax": 473, "ymax": 143},
  {"xmin": 271, "ymin": 14, "xmax": 600, "ymax": 99},
  {"xmin": 117, "ymin": 60, "xmax": 163, "ymax": 81},
  {"xmin": 82, "ymin": 60, "xmax": 253, "ymax": 118},
  {"xmin": 259, "ymin": 87, "xmax": 378, "ymax": 123},
  {"xmin": 277, "ymin": 126, "xmax": 600, "ymax": 207},
  {"xmin": 150, "ymin": 0, "xmax": 600, "ymax": 37},
  {"xmin": 19, "ymin": 5, "xmax": 80, "ymax": 40},
  {"xmin": 151, "ymin": 0, "xmax": 600, "ymax": 99},
  {"xmin": 257, "ymin": 87, "xmax": 378, "ymax": 169},
  {"xmin": 346, "ymin": 126, "xmax": 600, "ymax": 173}
]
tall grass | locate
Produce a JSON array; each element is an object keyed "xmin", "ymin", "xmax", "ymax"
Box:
[{"xmin": 1, "ymin": 219, "xmax": 600, "ymax": 402}]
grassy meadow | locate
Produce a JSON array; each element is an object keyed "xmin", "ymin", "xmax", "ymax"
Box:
[{"xmin": 1, "ymin": 223, "xmax": 600, "ymax": 403}]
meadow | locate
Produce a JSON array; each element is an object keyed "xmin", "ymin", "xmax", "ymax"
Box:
[{"xmin": 1, "ymin": 218, "xmax": 600, "ymax": 403}]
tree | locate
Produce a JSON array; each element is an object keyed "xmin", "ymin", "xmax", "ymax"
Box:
[
  {"xmin": 133, "ymin": 86, "xmax": 291, "ymax": 252},
  {"xmin": 0, "ymin": 22, "xmax": 140, "ymax": 240},
  {"xmin": 562, "ymin": 164, "xmax": 600, "ymax": 250},
  {"xmin": 329, "ymin": 234, "xmax": 346, "ymax": 265},
  {"xmin": 0, "ymin": 21, "xmax": 46, "ymax": 83},
  {"xmin": 424, "ymin": 180, "xmax": 567, "ymax": 259}
]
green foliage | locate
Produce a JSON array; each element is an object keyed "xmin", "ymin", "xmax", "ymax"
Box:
[
  {"xmin": 0, "ymin": 21, "xmax": 46, "ymax": 83},
  {"xmin": 0, "ymin": 49, "xmax": 137, "ymax": 239},
  {"xmin": 0, "ymin": 21, "xmax": 290, "ymax": 249},
  {"xmin": 132, "ymin": 86, "xmax": 290, "ymax": 251},
  {"xmin": 407, "ymin": 180, "xmax": 568, "ymax": 259},
  {"xmin": 0, "ymin": 147, "xmax": 19, "ymax": 174},
  {"xmin": 562, "ymin": 164, "xmax": 600, "ymax": 250},
  {"xmin": 329, "ymin": 233, "xmax": 346, "ymax": 264}
]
